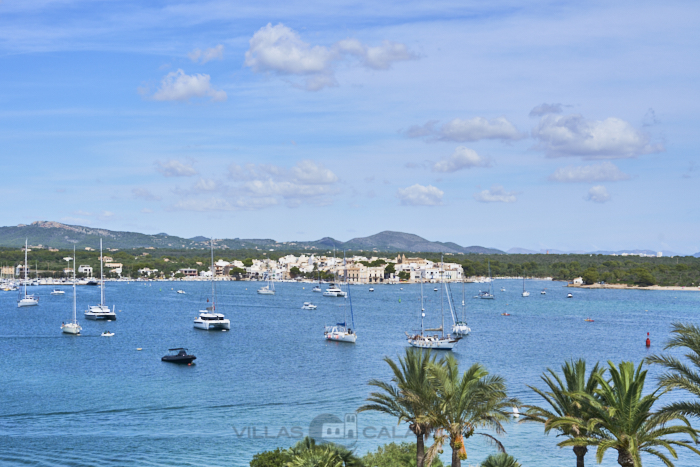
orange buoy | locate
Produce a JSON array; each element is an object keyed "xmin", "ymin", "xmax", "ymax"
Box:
[{"xmin": 646, "ymin": 332, "xmax": 651, "ymax": 348}]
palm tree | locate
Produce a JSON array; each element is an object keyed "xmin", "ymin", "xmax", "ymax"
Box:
[
  {"xmin": 522, "ymin": 359, "xmax": 604, "ymax": 467},
  {"xmin": 480, "ymin": 452, "xmax": 521, "ymax": 467},
  {"xmin": 552, "ymin": 361, "xmax": 700, "ymax": 467},
  {"xmin": 286, "ymin": 437, "xmax": 362, "ymax": 467},
  {"xmin": 426, "ymin": 355, "xmax": 518, "ymax": 467},
  {"xmin": 358, "ymin": 348, "xmax": 439, "ymax": 467},
  {"xmin": 647, "ymin": 322, "xmax": 700, "ymax": 417}
]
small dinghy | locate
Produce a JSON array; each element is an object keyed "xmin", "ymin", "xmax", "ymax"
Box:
[
  {"xmin": 161, "ymin": 348, "xmax": 196, "ymax": 364},
  {"xmin": 369, "ymin": 287, "xmax": 374, "ymax": 292},
  {"xmin": 101, "ymin": 331, "xmax": 114, "ymax": 337},
  {"xmin": 51, "ymin": 289, "xmax": 65, "ymax": 295},
  {"xmin": 567, "ymin": 293, "xmax": 573, "ymax": 298},
  {"xmin": 177, "ymin": 290, "xmax": 186, "ymax": 294},
  {"xmin": 301, "ymin": 302, "xmax": 317, "ymax": 310}
]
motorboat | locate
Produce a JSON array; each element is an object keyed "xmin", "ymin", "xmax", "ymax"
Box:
[
  {"xmin": 17, "ymin": 239, "xmax": 39, "ymax": 308},
  {"xmin": 86, "ymin": 279, "xmax": 99, "ymax": 286},
  {"xmin": 312, "ymin": 285, "xmax": 322, "ymax": 293},
  {"xmin": 193, "ymin": 239, "xmax": 231, "ymax": 331},
  {"xmin": 85, "ymin": 239, "xmax": 116, "ymax": 320},
  {"xmin": 161, "ymin": 348, "xmax": 196, "ymax": 364},
  {"xmin": 61, "ymin": 247, "xmax": 81, "ymax": 335},
  {"xmin": 541, "ymin": 289, "xmax": 546, "ymax": 295},
  {"xmin": 584, "ymin": 318, "xmax": 594, "ymax": 322},
  {"xmin": 323, "ymin": 283, "xmax": 346, "ymax": 297},
  {"xmin": 51, "ymin": 289, "xmax": 65, "ymax": 295},
  {"xmin": 433, "ymin": 287, "xmax": 438, "ymax": 292},
  {"xmin": 369, "ymin": 287, "xmax": 374, "ymax": 292},
  {"xmin": 475, "ymin": 290, "xmax": 494, "ymax": 299},
  {"xmin": 502, "ymin": 313, "xmax": 511, "ymax": 316},
  {"xmin": 567, "ymin": 293, "xmax": 573, "ymax": 298},
  {"xmin": 101, "ymin": 331, "xmax": 114, "ymax": 337},
  {"xmin": 301, "ymin": 302, "xmax": 317, "ymax": 310},
  {"xmin": 177, "ymin": 290, "xmax": 186, "ymax": 294}
]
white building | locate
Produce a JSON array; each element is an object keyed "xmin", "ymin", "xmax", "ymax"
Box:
[
  {"xmin": 572, "ymin": 277, "xmax": 584, "ymax": 285},
  {"xmin": 78, "ymin": 265, "xmax": 93, "ymax": 276}
]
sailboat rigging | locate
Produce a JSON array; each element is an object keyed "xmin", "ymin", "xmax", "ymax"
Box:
[
  {"xmin": 193, "ymin": 238, "xmax": 231, "ymax": 330},
  {"xmin": 85, "ymin": 239, "xmax": 116, "ymax": 320},
  {"xmin": 17, "ymin": 239, "xmax": 39, "ymax": 307},
  {"xmin": 324, "ymin": 251, "xmax": 356, "ymax": 343},
  {"xmin": 61, "ymin": 247, "xmax": 81, "ymax": 335}
]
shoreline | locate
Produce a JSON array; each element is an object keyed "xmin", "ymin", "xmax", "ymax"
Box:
[{"xmin": 568, "ymin": 283, "xmax": 700, "ymax": 292}]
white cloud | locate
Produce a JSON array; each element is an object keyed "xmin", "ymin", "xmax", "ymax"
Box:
[
  {"xmin": 549, "ymin": 162, "xmax": 630, "ymax": 183},
  {"xmin": 291, "ymin": 160, "xmax": 338, "ymax": 184},
  {"xmin": 151, "ymin": 69, "xmax": 227, "ymax": 102},
  {"xmin": 433, "ymin": 147, "xmax": 491, "ymax": 172},
  {"xmin": 396, "ymin": 184, "xmax": 443, "ymax": 206},
  {"xmin": 407, "ymin": 117, "xmax": 523, "ymax": 142},
  {"xmin": 244, "ymin": 23, "xmax": 415, "ymax": 91},
  {"xmin": 532, "ymin": 114, "xmax": 663, "ymax": 159},
  {"xmin": 188, "ymin": 44, "xmax": 224, "ymax": 64},
  {"xmin": 156, "ymin": 160, "xmax": 197, "ymax": 177},
  {"xmin": 172, "ymin": 197, "xmax": 278, "ymax": 212},
  {"xmin": 586, "ymin": 185, "xmax": 611, "ymax": 203},
  {"xmin": 529, "ymin": 103, "xmax": 563, "ymax": 117},
  {"xmin": 473, "ymin": 185, "xmax": 517, "ymax": 203},
  {"xmin": 192, "ymin": 178, "xmax": 218, "ymax": 192},
  {"xmin": 132, "ymin": 187, "xmax": 162, "ymax": 200}
]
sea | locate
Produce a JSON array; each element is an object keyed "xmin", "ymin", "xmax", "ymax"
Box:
[{"xmin": 1, "ymin": 279, "xmax": 699, "ymax": 467}]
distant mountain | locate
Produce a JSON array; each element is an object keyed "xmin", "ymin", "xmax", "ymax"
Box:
[
  {"xmin": 0, "ymin": 222, "xmax": 503, "ymax": 254},
  {"xmin": 507, "ymin": 247, "xmax": 539, "ymax": 254}
]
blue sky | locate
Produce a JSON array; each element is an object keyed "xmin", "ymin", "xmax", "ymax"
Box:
[{"xmin": 1, "ymin": 0, "xmax": 698, "ymax": 253}]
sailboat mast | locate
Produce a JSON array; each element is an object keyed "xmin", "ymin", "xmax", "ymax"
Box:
[
  {"xmin": 24, "ymin": 239, "xmax": 28, "ymax": 297},
  {"xmin": 72, "ymin": 246, "xmax": 77, "ymax": 324},
  {"xmin": 420, "ymin": 272, "xmax": 424, "ymax": 337},
  {"xmin": 100, "ymin": 239, "xmax": 105, "ymax": 306},
  {"xmin": 210, "ymin": 238, "xmax": 215, "ymax": 309},
  {"xmin": 440, "ymin": 255, "xmax": 444, "ymax": 338}
]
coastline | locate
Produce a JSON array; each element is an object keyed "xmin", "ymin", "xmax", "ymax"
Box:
[{"xmin": 568, "ymin": 283, "xmax": 700, "ymax": 292}]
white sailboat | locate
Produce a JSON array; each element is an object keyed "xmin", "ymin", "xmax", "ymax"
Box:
[
  {"xmin": 312, "ymin": 272, "xmax": 322, "ymax": 292},
  {"xmin": 475, "ymin": 260, "xmax": 495, "ymax": 299},
  {"xmin": 324, "ymin": 252, "xmax": 356, "ymax": 343},
  {"xmin": 521, "ymin": 276, "xmax": 530, "ymax": 297},
  {"xmin": 17, "ymin": 239, "xmax": 39, "ymax": 308},
  {"xmin": 407, "ymin": 270, "xmax": 461, "ymax": 350},
  {"xmin": 85, "ymin": 239, "xmax": 116, "ymax": 320},
  {"xmin": 257, "ymin": 270, "xmax": 276, "ymax": 295},
  {"xmin": 61, "ymin": 247, "xmax": 81, "ymax": 335},
  {"xmin": 452, "ymin": 279, "xmax": 471, "ymax": 336},
  {"xmin": 194, "ymin": 238, "xmax": 231, "ymax": 331}
]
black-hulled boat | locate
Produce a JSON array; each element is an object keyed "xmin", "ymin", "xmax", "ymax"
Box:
[{"xmin": 161, "ymin": 348, "xmax": 196, "ymax": 364}]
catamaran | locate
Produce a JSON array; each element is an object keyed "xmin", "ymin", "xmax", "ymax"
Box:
[
  {"xmin": 61, "ymin": 247, "xmax": 81, "ymax": 335},
  {"xmin": 85, "ymin": 239, "xmax": 117, "ymax": 320},
  {"xmin": 475, "ymin": 260, "xmax": 495, "ymax": 299},
  {"xmin": 407, "ymin": 270, "xmax": 461, "ymax": 350},
  {"xmin": 324, "ymin": 253, "xmax": 356, "ymax": 343},
  {"xmin": 194, "ymin": 239, "xmax": 231, "ymax": 331},
  {"xmin": 17, "ymin": 239, "xmax": 39, "ymax": 308}
]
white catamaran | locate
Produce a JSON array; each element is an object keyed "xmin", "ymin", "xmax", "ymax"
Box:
[
  {"xmin": 17, "ymin": 239, "xmax": 39, "ymax": 308},
  {"xmin": 61, "ymin": 247, "xmax": 81, "ymax": 335},
  {"xmin": 324, "ymin": 253, "xmax": 356, "ymax": 343},
  {"xmin": 193, "ymin": 239, "xmax": 231, "ymax": 331},
  {"xmin": 407, "ymin": 270, "xmax": 461, "ymax": 350},
  {"xmin": 85, "ymin": 239, "xmax": 116, "ymax": 320}
]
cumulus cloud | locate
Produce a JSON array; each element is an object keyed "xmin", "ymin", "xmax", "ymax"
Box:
[
  {"xmin": 473, "ymin": 185, "xmax": 517, "ymax": 203},
  {"xmin": 396, "ymin": 184, "xmax": 443, "ymax": 206},
  {"xmin": 532, "ymin": 114, "xmax": 663, "ymax": 159},
  {"xmin": 587, "ymin": 185, "xmax": 611, "ymax": 203},
  {"xmin": 529, "ymin": 103, "xmax": 563, "ymax": 117},
  {"xmin": 156, "ymin": 160, "xmax": 198, "ymax": 177},
  {"xmin": 227, "ymin": 160, "xmax": 339, "ymax": 207},
  {"xmin": 172, "ymin": 197, "xmax": 278, "ymax": 212},
  {"xmin": 132, "ymin": 187, "xmax": 162, "ymax": 201},
  {"xmin": 407, "ymin": 117, "xmax": 523, "ymax": 142},
  {"xmin": 433, "ymin": 147, "xmax": 491, "ymax": 172},
  {"xmin": 188, "ymin": 44, "xmax": 224, "ymax": 64},
  {"xmin": 151, "ymin": 69, "xmax": 227, "ymax": 102},
  {"xmin": 244, "ymin": 23, "xmax": 415, "ymax": 91},
  {"xmin": 549, "ymin": 162, "xmax": 630, "ymax": 183}
]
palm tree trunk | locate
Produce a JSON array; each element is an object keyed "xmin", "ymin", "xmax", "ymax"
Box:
[
  {"xmin": 451, "ymin": 439, "xmax": 461, "ymax": 467},
  {"xmin": 573, "ymin": 446, "xmax": 587, "ymax": 467},
  {"xmin": 416, "ymin": 432, "xmax": 425, "ymax": 467},
  {"xmin": 617, "ymin": 449, "xmax": 634, "ymax": 467}
]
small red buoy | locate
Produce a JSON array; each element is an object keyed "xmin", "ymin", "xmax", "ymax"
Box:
[{"xmin": 646, "ymin": 332, "xmax": 651, "ymax": 348}]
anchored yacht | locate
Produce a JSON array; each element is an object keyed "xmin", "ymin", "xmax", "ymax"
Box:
[
  {"xmin": 323, "ymin": 283, "xmax": 347, "ymax": 297},
  {"xmin": 17, "ymin": 239, "xmax": 39, "ymax": 308},
  {"xmin": 84, "ymin": 239, "xmax": 116, "ymax": 320},
  {"xmin": 61, "ymin": 247, "xmax": 81, "ymax": 335},
  {"xmin": 194, "ymin": 239, "xmax": 231, "ymax": 331}
]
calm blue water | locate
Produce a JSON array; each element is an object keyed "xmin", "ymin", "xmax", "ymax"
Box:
[{"xmin": 1, "ymin": 280, "xmax": 700, "ymax": 466}]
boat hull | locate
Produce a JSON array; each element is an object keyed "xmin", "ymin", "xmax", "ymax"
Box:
[
  {"xmin": 407, "ymin": 336, "xmax": 459, "ymax": 350},
  {"xmin": 84, "ymin": 312, "xmax": 117, "ymax": 320},
  {"xmin": 161, "ymin": 355, "xmax": 196, "ymax": 364},
  {"xmin": 61, "ymin": 323, "xmax": 82, "ymax": 334},
  {"xmin": 193, "ymin": 320, "xmax": 231, "ymax": 330},
  {"xmin": 18, "ymin": 298, "xmax": 39, "ymax": 307},
  {"xmin": 325, "ymin": 332, "xmax": 357, "ymax": 343}
]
